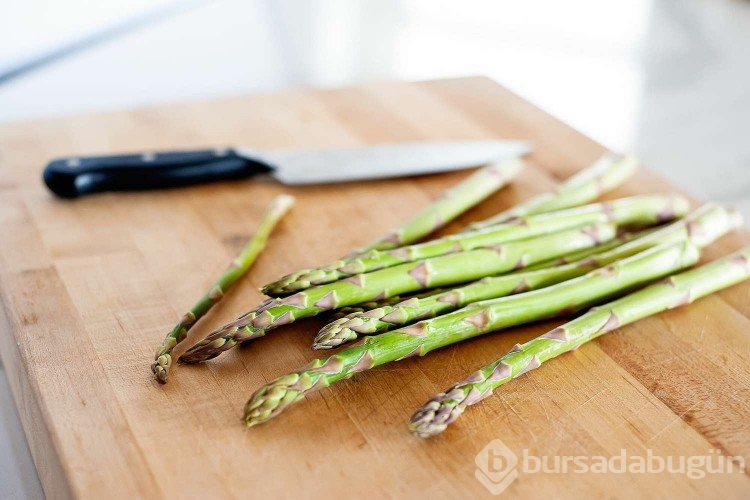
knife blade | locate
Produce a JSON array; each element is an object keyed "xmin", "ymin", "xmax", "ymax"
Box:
[{"xmin": 42, "ymin": 140, "xmax": 531, "ymax": 198}]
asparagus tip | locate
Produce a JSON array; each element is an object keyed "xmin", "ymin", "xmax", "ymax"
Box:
[
  {"xmin": 409, "ymin": 398, "xmax": 464, "ymax": 438},
  {"xmin": 243, "ymin": 374, "xmax": 305, "ymax": 426},
  {"xmin": 150, "ymin": 354, "xmax": 171, "ymax": 384},
  {"xmin": 312, "ymin": 320, "xmax": 356, "ymax": 349},
  {"xmin": 178, "ymin": 330, "xmax": 238, "ymax": 364},
  {"xmin": 151, "ymin": 341, "xmax": 176, "ymax": 383}
]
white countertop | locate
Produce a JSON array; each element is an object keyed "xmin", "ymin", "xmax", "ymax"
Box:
[{"xmin": 0, "ymin": 362, "xmax": 44, "ymax": 499}]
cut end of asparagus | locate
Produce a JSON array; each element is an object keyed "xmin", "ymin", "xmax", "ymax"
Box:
[
  {"xmin": 727, "ymin": 207, "xmax": 744, "ymax": 229},
  {"xmin": 269, "ymin": 193, "xmax": 296, "ymax": 214},
  {"xmin": 668, "ymin": 194, "xmax": 691, "ymax": 220}
]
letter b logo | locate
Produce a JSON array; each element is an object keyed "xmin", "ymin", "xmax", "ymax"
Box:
[{"xmin": 475, "ymin": 439, "xmax": 519, "ymax": 495}]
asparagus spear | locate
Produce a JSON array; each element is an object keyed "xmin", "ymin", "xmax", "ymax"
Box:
[
  {"xmin": 179, "ymin": 222, "xmax": 616, "ymax": 363},
  {"xmin": 321, "ymin": 232, "xmax": 651, "ymax": 332},
  {"xmin": 327, "ymin": 297, "xmax": 407, "ymax": 321},
  {"xmin": 327, "ymin": 289, "xmax": 449, "ymax": 321},
  {"xmin": 347, "ymin": 159, "xmax": 523, "ymax": 257},
  {"xmin": 151, "ymin": 194, "xmax": 294, "ymax": 383},
  {"xmin": 410, "ymin": 245, "xmax": 750, "ymax": 437},
  {"xmin": 313, "ymin": 263, "xmax": 610, "ymax": 350},
  {"xmin": 469, "ymin": 153, "xmax": 638, "ymax": 231},
  {"xmin": 314, "ymin": 203, "xmax": 740, "ymax": 348},
  {"xmin": 243, "ymin": 242, "xmax": 699, "ymax": 426},
  {"xmin": 263, "ymin": 194, "xmax": 688, "ymax": 296},
  {"xmin": 519, "ymin": 229, "xmax": 653, "ymax": 270}
]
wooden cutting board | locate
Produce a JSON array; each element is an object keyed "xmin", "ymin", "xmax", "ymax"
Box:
[{"xmin": 1, "ymin": 77, "xmax": 749, "ymax": 499}]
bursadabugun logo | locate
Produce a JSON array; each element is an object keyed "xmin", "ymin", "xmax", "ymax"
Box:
[
  {"xmin": 475, "ymin": 438, "xmax": 746, "ymax": 496},
  {"xmin": 474, "ymin": 439, "xmax": 519, "ymax": 495}
]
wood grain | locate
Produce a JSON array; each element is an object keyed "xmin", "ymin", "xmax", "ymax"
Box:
[{"xmin": 0, "ymin": 77, "xmax": 749, "ymax": 499}]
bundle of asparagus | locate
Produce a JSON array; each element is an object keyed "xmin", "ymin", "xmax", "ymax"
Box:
[
  {"xmin": 180, "ymin": 222, "xmax": 618, "ymax": 363},
  {"xmin": 162, "ymin": 152, "xmax": 746, "ymax": 438},
  {"xmin": 179, "ymin": 153, "xmax": 637, "ymax": 362},
  {"xmin": 244, "ymin": 242, "xmax": 700, "ymax": 426},
  {"xmin": 182, "ymin": 197, "xmax": 695, "ymax": 362}
]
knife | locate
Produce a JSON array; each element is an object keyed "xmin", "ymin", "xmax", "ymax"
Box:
[{"xmin": 42, "ymin": 140, "xmax": 531, "ymax": 198}]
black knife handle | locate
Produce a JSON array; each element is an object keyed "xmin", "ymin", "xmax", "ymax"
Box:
[{"xmin": 42, "ymin": 148, "xmax": 275, "ymax": 198}]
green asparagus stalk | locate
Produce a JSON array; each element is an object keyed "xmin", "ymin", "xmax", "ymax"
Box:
[
  {"xmin": 531, "ymin": 203, "xmax": 740, "ymax": 268},
  {"xmin": 151, "ymin": 194, "xmax": 294, "ymax": 383},
  {"xmin": 327, "ymin": 297, "xmax": 408, "ymax": 321},
  {"xmin": 263, "ymin": 194, "xmax": 688, "ymax": 296},
  {"xmin": 243, "ymin": 242, "xmax": 700, "ymax": 426},
  {"xmin": 313, "ymin": 263, "xmax": 612, "ymax": 350},
  {"xmin": 323, "ymin": 231, "xmax": 651, "ymax": 324},
  {"xmin": 469, "ymin": 153, "xmax": 638, "ymax": 231},
  {"xmin": 347, "ymin": 159, "xmax": 523, "ymax": 257},
  {"xmin": 410, "ymin": 245, "xmax": 750, "ymax": 437},
  {"xmin": 179, "ymin": 222, "xmax": 617, "ymax": 364},
  {"xmin": 313, "ymin": 203, "xmax": 740, "ymax": 348},
  {"xmin": 327, "ymin": 289, "xmax": 449, "ymax": 321},
  {"xmin": 522, "ymin": 228, "xmax": 662, "ymax": 270}
]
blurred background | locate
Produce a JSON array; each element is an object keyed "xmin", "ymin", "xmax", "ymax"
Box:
[{"xmin": 1, "ymin": 0, "xmax": 749, "ymax": 497}]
